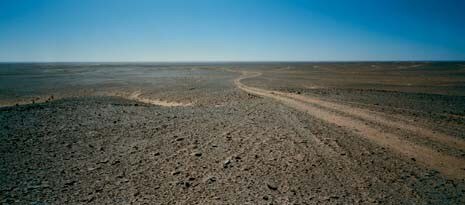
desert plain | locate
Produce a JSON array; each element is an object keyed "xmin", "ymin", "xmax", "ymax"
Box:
[{"xmin": 1, "ymin": 62, "xmax": 465, "ymax": 204}]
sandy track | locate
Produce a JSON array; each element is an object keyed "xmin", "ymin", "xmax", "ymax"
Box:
[
  {"xmin": 112, "ymin": 90, "xmax": 193, "ymax": 107},
  {"xmin": 281, "ymin": 92, "xmax": 465, "ymax": 151},
  {"xmin": 233, "ymin": 70, "xmax": 465, "ymax": 179}
]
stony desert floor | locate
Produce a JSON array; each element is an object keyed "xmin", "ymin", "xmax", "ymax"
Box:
[{"xmin": 1, "ymin": 62, "xmax": 465, "ymax": 204}]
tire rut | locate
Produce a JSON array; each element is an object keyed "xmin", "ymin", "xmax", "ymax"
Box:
[
  {"xmin": 278, "ymin": 106, "xmax": 422, "ymax": 203},
  {"xmin": 281, "ymin": 92, "xmax": 465, "ymax": 151},
  {"xmin": 232, "ymin": 70, "xmax": 465, "ymax": 180}
]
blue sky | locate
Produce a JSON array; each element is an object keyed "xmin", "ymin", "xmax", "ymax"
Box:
[{"xmin": 1, "ymin": 0, "xmax": 464, "ymax": 61}]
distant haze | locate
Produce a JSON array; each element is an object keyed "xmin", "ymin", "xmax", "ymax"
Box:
[{"xmin": 1, "ymin": 0, "xmax": 465, "ymax": 62}]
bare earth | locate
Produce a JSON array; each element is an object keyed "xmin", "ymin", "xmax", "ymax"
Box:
[{"xmin": 1, "ymin": 62, "xmax": 465, "ymax": 204}]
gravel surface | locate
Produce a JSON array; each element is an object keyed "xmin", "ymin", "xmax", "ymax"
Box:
[{"xmin": 1, "ymin": 63, "xmax": 465, "ymax": 204}]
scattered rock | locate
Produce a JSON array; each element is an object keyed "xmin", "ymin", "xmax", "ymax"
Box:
[
  {"xmin": 83, "ymin": 196, "xmax": 95, "ymax": 203},
  {"xmin": 202, "ymin": 176, "xmax": 217, "ymax": 184},
  {"xmin": 111, "ymin": 160, "xmax": 120, "ymax": 165},
  {"xmin": 175, "ymin": 181, "xmax": 191, "ymax": 188},
  {"xmin": 223, "ymin": 159, "xmax": 232, "ymax": 168},
  {"xmin": 191, "ymin": 152, "xmax": 202, "ymax": 157},
  {"xmin": 64, "ymin": 180, "xmax": 77, "ymax": 186},
  {"xmin": 133, "ymin": 191, "xmax": 140, "ymax": 197},
  {"xmin": 99, "ymin": 158, "xmax": 109, "ymax": 164},
  {"xmin": 267, "ymin": 182, "xmax": 278, "ymax": 191}
]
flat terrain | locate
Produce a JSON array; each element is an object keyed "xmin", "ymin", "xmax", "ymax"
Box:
[{"xmin": 1, "ymin": 62, "xmax": 465, "ymax": 204}]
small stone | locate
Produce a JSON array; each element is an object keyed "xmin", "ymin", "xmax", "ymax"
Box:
[
  {"xmin": 133, "ymin": 191, "xmax": 140, "ymax": 197},
  {"xmin": 223, "ymin": 159, "xmax": 231, "ymax": 168},
  {"xmin": 191, "ymin": 152, "xmax": 202, "ymax": 157},
  {"xmin": 86, "ymin": 196, "xmax": 95, "ymax": 202},
  {"xmin": 64, "ymin": 180, "xmax": 76, "ymax": 186},
  {"xmin": 203, "ymin": 176, "xmax": 217, "ymax": 184},
  {"xmin": 172, "ymin": 171, "xmax": 181, "ymax": 175},
  {"xmin": 267, "ymin": 182, "xmax": 278, "ymax": 191}
]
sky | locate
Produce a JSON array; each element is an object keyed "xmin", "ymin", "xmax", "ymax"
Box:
[{"xmin": 0, "ymin": 0, "xmax": 464, "ymax": 62}]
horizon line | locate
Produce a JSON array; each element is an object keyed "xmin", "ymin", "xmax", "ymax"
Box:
[{"xmin": 1, "ymin": 60, "xmax": 465, "ymax": 64}]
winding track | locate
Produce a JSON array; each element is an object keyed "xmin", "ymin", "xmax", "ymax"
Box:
[{"xmin": 233, "ymin": 70, "xmax": 465, "ymax": 179}]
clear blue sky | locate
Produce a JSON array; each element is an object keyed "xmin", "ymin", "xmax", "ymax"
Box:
[{"xmin": 1, "ymin": 0, "xmax": 464, "ymax": 61}]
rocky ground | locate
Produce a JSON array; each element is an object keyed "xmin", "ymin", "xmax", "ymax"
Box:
[{"xmin": 1, "ymin": 63, "xmax": 465, "ymax": 204}]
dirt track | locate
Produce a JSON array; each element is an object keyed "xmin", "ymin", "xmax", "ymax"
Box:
[{"xmin": 234, "ymin": 70, "xmax": 465, "ymax": 179}]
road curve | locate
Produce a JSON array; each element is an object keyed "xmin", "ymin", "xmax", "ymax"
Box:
[{"xmin": 233, "ymin": 70, "xmax": 465, "ymax": 179}]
